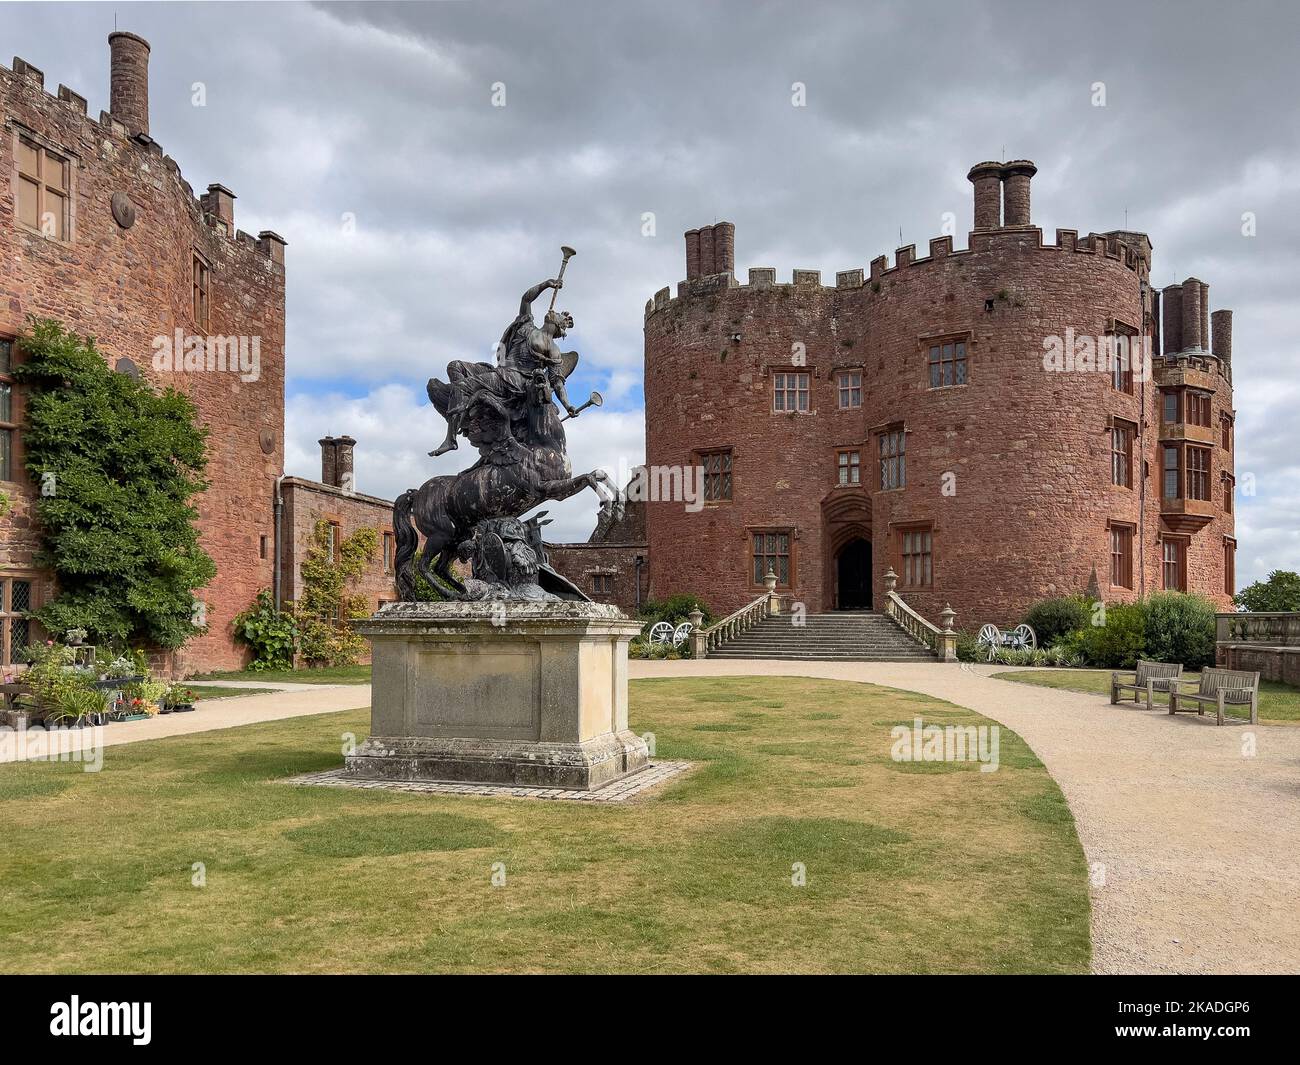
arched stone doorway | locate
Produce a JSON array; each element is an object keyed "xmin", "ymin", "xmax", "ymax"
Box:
[
  {"xmin": 822, "ymin": 490, "xmax": 873, "ymax": 611},
  {"xmin": 835, "ymin": 538, "xmax": 873, "ymax": 610}
]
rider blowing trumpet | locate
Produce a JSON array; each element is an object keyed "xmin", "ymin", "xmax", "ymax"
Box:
[{"xmin": 430, "ymin": 246, "xmax": 592, "ymax": 458}]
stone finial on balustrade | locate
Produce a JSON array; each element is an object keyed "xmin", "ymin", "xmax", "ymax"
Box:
[
  {"xmin": 937, "ymin": 602, "xmax": 959, "ymax": 663},
  {"xmin": 688, "ymin": 604, "xmax": 708, "ymax": 659},
  {"xmin": 763, "ymin": 568, "xmax": 782, "ymax": 615},
  {"xmin": 883, "ymin": 568, "xmax": 898, "ymax": 597}
]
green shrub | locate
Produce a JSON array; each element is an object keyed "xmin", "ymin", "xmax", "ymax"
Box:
[
  {"xmin": 955, "ymin": 631, "xmax": 982, "ymax": 662},
  {"xmin": 1076, "ymin": 602, "xmax": 1147, "ymax": 669},
  {"xmin": 1023, "ymin": 595, "xmax": 1093, "ymax": 647},
  {"xmin": 638, "ymin": 594, "xmax": 712, "ymax": 627},
  {"xmin": 1143, "ymin": 592, "xmax": 1216, "ymax": 669},
  {"xmin": 233, "ymin": 589, "xmax": 298, "ymax": 670}
]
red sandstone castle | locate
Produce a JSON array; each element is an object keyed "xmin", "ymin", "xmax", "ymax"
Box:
[
  {"xmin": 0, "ymin": 34, "xmax": 396, "ymax": 673},
  {"xmin": 637, "ymin": 160, "xmax": 1238, "ymax": 629},
  {"xmin": 0, "ymin": 31, "xmax": 1240, "ymax": 666}
]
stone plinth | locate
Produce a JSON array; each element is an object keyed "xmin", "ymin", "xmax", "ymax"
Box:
[{"xmin": 347, "ymin": 601, "xmax": 649, "ymax": 791}]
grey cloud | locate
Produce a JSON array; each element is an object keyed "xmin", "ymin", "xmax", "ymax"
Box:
[{"xmin": 3, "ymin": 0, "xmax": 1296, "ymax": 583}]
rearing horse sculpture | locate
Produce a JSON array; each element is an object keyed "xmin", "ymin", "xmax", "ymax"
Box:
[{"xmin": 392, "ymin": 268, "xmax": 614, "ymax": 600}]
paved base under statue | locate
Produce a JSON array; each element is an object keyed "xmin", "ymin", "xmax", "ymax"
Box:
[{"xmin": 348, "ymin": 601, "xmax": 649, "ymax": 791}]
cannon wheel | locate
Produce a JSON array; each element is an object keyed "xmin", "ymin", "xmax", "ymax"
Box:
[
  {"xmin": 648, "ymin": 622, "xmax": 675, "ymax": 644},
  {"xmin": 1014, "ymin": 624, "xmax": 1037, "ymax": 651},
  {"xmin": 976, "ymin": 623, "xmax": 1001, "ymax": 662},
  {"xmin": 672, "ymin": 622, "xmax": 693, "ymax": 647}
]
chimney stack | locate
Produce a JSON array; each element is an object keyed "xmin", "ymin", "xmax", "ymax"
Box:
[
  {"xmin": 1211, "ymin": 309, "xmax": 1233, "ymax": 380},
  {"xmin": 685, "ymin": 229, "xmax": 701, "ymax": 280},
  {"xmin": 319, "ymin": 436, "xmax": 338, "ymax": 487},
  {"xmin": 712, "ymin": 221, "xmax": 735, "ymax": 277},
  {"xmin": 684, "ymin": 222, "xmax": 736, "ymax": 279},
  {"xmin": 108, "ymin": 31, "xmax": 151, "ymax": 137},
  {"xmin": 1000, "ymin": 160, "xmax": 1037, "ymax": 226},
  {"xmin": 1181, "ymin": 277, "xmax": 1204, "ymax": 351},
  {"xmin": 1199, "ymin": 280, "xmax": 1210, "ymax": 354},
  {"xmin": 968, "ymin": 161, "xmax": 1003, "ymax": 229},
  {"xmin": 1162, "ymin": 284, "xmax": 1183, "ymax": 355},
  {"xmin": 335, "ymin": 436, "xmax": 357, "ymax": 494}
]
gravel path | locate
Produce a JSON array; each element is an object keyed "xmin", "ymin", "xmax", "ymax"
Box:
[
  {"xmin": 630, "ymin": 658, "xmax": 1300, "ymax": 974},
  {"xmin": 0, "ymin": 684, "xmax": 371, "ymax": 763}
]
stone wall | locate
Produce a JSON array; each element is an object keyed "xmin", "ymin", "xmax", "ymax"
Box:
[
  {"xmin": 280, "ymin": 477, "xmax": 398, "ymax": 617},
  {"xmin": 643, "ymin": 161, "xmax": 1236, "ymax": 628},
  {"xmin": 544, "ymin": 542, "xmax": 647, "ymax": 616},
  {"xmin": 1219, "ymin": 645, "xmax": 1300, "ymax": 687},
  {"xmin": 0, "ymin": 39, "xmax": 285, "ymax": 672}
]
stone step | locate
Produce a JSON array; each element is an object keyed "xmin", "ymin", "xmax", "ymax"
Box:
[
  {"xmin": 706, "ymin": 609, "xmax": 936, "ymax": 662},
  {"xmin": 707, "ymin": 650, "xmax": 930, "ymax": 657}
]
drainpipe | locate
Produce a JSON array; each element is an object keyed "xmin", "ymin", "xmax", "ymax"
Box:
[
  {"xmin": 634, "ymin": 554, "xmax": 644, "ymax": 613},
  {"xmin": 1139, "ymin": 276, "xmax": 1149, "ymax": 599},
  {"xmin": 273, "ymin": 475, "xmax": 285, "ymax": 612}
]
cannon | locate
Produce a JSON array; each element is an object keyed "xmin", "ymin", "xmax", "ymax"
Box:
[{"xmin": 975, "ymin": 623, "xmax": 1037, "ymax": 661}]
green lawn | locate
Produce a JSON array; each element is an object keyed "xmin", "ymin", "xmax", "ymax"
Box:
[
  {"xmin": 0, "ymin": 677, "xmax": 1089, "ymax": 974},
  {"xmin": 188, "ymin": 664, "xmax": 372, "ymax": 685},
  {"xmin": 993, "ymin": 669, "xmax": 1300, "ymax": 724}
]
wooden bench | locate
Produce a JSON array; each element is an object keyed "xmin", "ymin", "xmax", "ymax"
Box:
[
  {"xmin": 1111, "ymin": 660, "xmax": 1183, "ymax": 710},
  {"xmin": 1169, "ymin": 667, "xmax": 1260, "ymax": 726}
]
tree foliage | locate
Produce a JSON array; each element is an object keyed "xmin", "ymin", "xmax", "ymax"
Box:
[
  {"xmin": 1234, "ymin": 570, "xmax": 1300, "ymax": 613},
  {"xmin": 13, "ymin": 319, "xmax": 215, "ymax": 648}
]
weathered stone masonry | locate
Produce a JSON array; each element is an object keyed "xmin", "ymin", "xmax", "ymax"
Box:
[
  {"xmin": 0, "ymin": 34, "xmax": 285, "ymax": 672},
  {"xmin": 642, "ymin": 160, "xmax": 1237, "ymax": 628}
]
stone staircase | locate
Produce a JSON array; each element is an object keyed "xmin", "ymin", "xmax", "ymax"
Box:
[{"xmin": 706, "ymin": 610, "xmax": 937, "ymax": 662}]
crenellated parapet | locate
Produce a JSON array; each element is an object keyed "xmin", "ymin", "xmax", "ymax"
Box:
[
  {"xmin": 646, "ymin": 220, "xmax": 1145, "ymax": 321},
  {"xmin": 1, "ymin": 40, "xmax": 284, "ymax": 267}
]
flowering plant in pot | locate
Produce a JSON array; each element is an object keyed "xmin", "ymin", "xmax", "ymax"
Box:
[{"xmin": 163, "ymin": 684, "xmax": 197, "ymax": 713}]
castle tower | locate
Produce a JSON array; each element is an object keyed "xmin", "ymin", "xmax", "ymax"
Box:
[{"xmin": 639, "ymin": 160, "xmax": 1237, "ymax": 631}]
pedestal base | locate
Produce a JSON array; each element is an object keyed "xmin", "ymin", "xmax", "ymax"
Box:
[{"xmin": 347, "ymin": 600, "xmax": 649, "ymax": 791}]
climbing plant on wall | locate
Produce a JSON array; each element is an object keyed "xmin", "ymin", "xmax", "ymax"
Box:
[
  {"xmin": 294, "ymin": 520, "xmax": 378, "ymax": 666},
  {"xmin": 13, "ymin": 318, "xmax": 215, "ymax": 648}
]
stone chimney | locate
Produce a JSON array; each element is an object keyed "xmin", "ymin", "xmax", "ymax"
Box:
[
  {"xmin": 319, "ymin": 436, "xmax": 338, "ymax": 487},
  {"xmin": 108, "ymin": 31, "xmax": 151, "ymax": 137},
  {"xmin": 335, "ymin": 436, "xmax": 356, "ymax": 494},
  {"xmin": 1211, "ymin": 309, "xmax": 1233, "ymax": 379},
  {"xmin": 1181, "ymin": 277, "xmax": 1204, "ymax": 351},
  {"xmin": 1000, "ymin": 160, "xmax": 1037, "ymax": 227},
  {"xmin": 967, "ymin": 161, "xmax": 1003, "ymax": 229},
  {"xmin": 1162, "ymin": 283, "xmax": 1183, "ymax": 355}
]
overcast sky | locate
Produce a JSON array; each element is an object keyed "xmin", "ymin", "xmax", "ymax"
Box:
[{"xmin": 3, "ymin": 0, "xmax": 1297, "ymax": 584}]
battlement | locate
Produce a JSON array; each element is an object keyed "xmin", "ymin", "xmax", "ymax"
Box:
[
  {"xmin": 646, "ymin": 222, "xmax": 1144, "ymax": 320},
  {"xmin": 1, "ymin": 35, "xmax": 283, "ymax": 265}
]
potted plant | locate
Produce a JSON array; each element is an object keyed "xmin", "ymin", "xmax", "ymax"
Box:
[
  {"xmin": 64, "ymin": 628, "xmax": 88, "ymax": 647},
  {"xmin": 122, "ymin": 678, "xmax": 167, "ymax": 717},
  {"xmin": 58, "ymin": 687, "xmax": 108, "ymax": 727},
  {"xmin": 163, "ymin": 684, "xmax": 197, "ymax": 713}
]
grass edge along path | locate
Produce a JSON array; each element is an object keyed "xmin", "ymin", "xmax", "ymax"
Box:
[
  {"xmin": 0, "ymin": 676, "xmax": 1089, "ymax": 974},
  {"xmin": 992, "ymin": 668, "xmax": 1300, "ymax": 724}
]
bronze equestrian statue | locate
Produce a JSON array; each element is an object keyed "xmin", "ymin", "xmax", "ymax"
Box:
[{"xmin": 392, "ymin": 251, "xmax": 614, "ymax": 601}]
